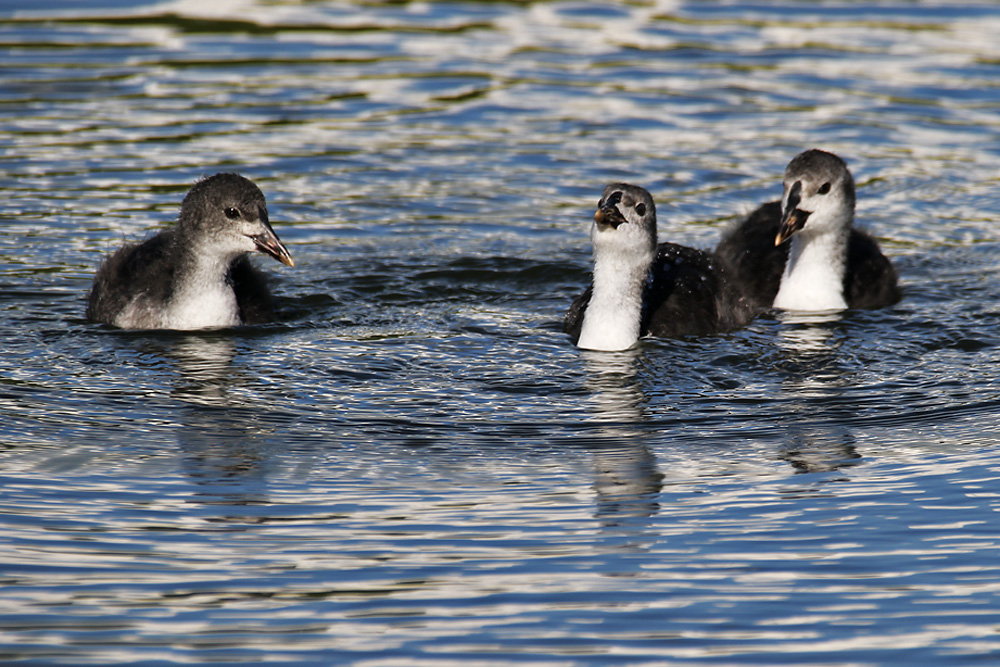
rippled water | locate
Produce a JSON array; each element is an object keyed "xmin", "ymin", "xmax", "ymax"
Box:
[{"xmin": 3, "ymin": 1, "xmax": 1000, "ymax": 664}]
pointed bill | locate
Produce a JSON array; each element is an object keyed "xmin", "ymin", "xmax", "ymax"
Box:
[
  {"xmin": 253, "ymin": 224, "xmax": 295, "ymax": 267},
  {"xmin": 594, "ymin": 205, "xmax": 626, "ymax": 230},
  {"xmin": 775, "ymin": 208, "xmax": 810, "ymax": 247}
]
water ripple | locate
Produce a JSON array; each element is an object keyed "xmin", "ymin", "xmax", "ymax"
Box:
[{"xmin": 3, "ymin": 1, "xmax": 1000, "ymax": 665}]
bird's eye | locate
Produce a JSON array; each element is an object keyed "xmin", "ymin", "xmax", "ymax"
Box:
[
  {"xmin": 635, "ymin": 203, "xmax": 646, "ymax": 216},
  {"xmin": 817, "ymin": 183, "xmax": 831, "ymax": 195},
  {"xmin": 224, "ymin": 207, "xmax": 241, "ymax": 219}
]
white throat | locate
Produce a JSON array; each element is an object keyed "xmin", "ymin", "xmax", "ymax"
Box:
[
  {"xmin": 165, "ymin": 252, "xmax": 242, "ymax": 329},
  {"xmin": 577, "ymin": 237, "xmax": 653, "ymax": 352},
  {"xmin": 773, "ymin": 229, "xmax": 848, "ymax": 311}
]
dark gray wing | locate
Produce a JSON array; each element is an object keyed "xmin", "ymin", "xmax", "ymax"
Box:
[
  {"xmin": 230, "ymin": 256, "xmax": 277, "ymax": 325},
  {"xmin": 845, "ymin": 230, "xmax": 901, "ymax": 309},
  {"xmin": 714, "ymin": 200, "xmax": 787, "ymax": 311},
  {"xmin": 86, "ymin": 232, "xmax": 176, "ymax": 325},
  {"xmin": 563, "ymin": 286, "xmax": 592, "ymax": 345},
  {"xmin": 644, "ymin": 242, "xmax": 756, "ymax": 337}
]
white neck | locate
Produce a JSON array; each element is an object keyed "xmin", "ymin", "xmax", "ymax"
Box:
[
  {"xmin": 577, "ymin": 245, "xmax": 652, "ymax": 351},
  {"xmin": 165, "ymin": 251, "xmax": 242, "ymax": 329},
  {"xmin": 773, "ymin": 229, "xmax": 848, "ymax": 311}
]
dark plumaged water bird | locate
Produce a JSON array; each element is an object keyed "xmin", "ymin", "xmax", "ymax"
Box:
[
  {"xmin": 715, "ymin": 149, "xmax": 900, "ymax": 312},
  {"xmin": 87, "ymin": 173, "xmax": 294, "ymax": 330},
  {"xmin": 564, "ymin": 183, "xmax": 755, "ymax": 351}
]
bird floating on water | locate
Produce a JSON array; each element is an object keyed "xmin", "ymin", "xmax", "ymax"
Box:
[
  {"xmin": 87, "ymin": 173, "xmax": 294, "ymax": 330},
  {"xmin": 715, "ymin": 149, "xmax": 900, "ymax": 312},
  {"xmin": 564, "ymin": 183, "xmax": 755, "ymax": 351}
]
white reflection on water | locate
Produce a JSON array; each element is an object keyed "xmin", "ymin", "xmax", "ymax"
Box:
[
  {"xmin": 776, "ymin": 310, "xmax": 844, "ymax": 357},
  {"xmin": 165, "ymin": 334, "xmax": 240, "ymax": 405},
  {"xmin": 771, "ymin": 311, "xmax": 866, "ymax": 475},
  {"xmin": 581, "ymin": 349, "xmax": 646, "ymax": 425},
  {"xmin": 89, "ymin": 333, "xmax": 283, "ymax": 498},
  {"xmin": 580, "ymin": 350, "xmax": 664, "ymax": 523}
]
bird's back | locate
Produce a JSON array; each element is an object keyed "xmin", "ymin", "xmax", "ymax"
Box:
[
  {"xmin": 644, "ymin": 242, "xmax": 755, "ymax": 337},
  {"xmin": 715, "ymin": 201, "xmax": 787, "ymax": 310},
  {"xmin": 844, "ymin": 230, "xmax": 901, "ymax": 309},
  {"xmin": 230, "ymin": 256, "xmax": 277, "ymax": 325},
  {"xmin": 87, "ymin": 232, "xmax": 178, "ymax": 326},
  {"xmin": 564, "ymin": 242, "xmax": 755, "ymax": 343}
]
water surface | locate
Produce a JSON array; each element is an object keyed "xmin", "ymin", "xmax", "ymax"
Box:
[{"xmin": 2, "ymin": 1, "xmax": 1000, "ymax": 664}]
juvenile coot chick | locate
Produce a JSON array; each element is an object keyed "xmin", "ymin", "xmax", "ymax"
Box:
[
  {"xmin": 715, "ymin": 149, "xmax": 900, "ymax": 311},
  {"xmin": 564, "ymin": 183, "xmax": 754, "ymax": 351},
  {"xmin": 87, "ymin": 173, "xmax": 294, "ymax": 329}
]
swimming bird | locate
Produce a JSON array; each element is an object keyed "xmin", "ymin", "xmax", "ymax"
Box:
[
  {"xmin": 87, "ymin": 173, "xmax": 294, "ymax": 329},
  {"xmin": 715, "ymin": 149, "xmax": 900, "ymax": 312},
  {"xmin": 564, "ymin": 183, "xmax": 755, "ymax": 351}
]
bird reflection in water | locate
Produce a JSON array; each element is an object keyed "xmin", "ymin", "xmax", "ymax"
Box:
[
  {"xmin": 777, "ymin": 310, "xmax": 844, "ymax": 358},
  {"xmin": 167, "ymin": 334, "xmax": 242, "ymax": 405},
  {"xmin": 580, "ymin": 349, "xmax": 664, "ymax": 525},
  {"xmin": 160, "ymin": 334, "xmax": 273, "ymax": 500},
  {"xmin": 774, "ymin": 311, "xmax": 863, "ymax": 475}
]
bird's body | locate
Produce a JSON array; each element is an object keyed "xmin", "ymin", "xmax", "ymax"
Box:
[
  {"xmin": 716, "ymin": 150, "xmax": 899, "ymax": 312},
  {"xmin": 87, "ymin": 173, "xmax": 293, "ymax": 330},
  {"xmin": 564, "ymin": 183, "xmax": 754, "ymax": 351}
]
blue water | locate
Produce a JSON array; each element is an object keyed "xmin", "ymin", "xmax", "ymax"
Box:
[{"xmin": 2, "ymin": 1, "xmax": 1000, "ymax": 665}]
